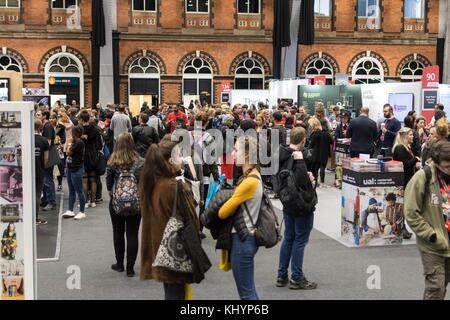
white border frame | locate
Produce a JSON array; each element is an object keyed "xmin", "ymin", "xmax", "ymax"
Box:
[
  {"xmin": 0, "ymin": 54, "xmax": 23, "ymax": 73},
  {"xmin": 314, "ymin": 0, "xmax": 331, "ymax": 17},
  {"xmin": 0, "ymin": 102, "xmax": 36, "ymax": 300},
  {"xmin": 403, "ymin": 0, "xmax": 425, "ymax": 19},
  {"xmin": 132, "ymin": 0, "xmax": 157, "ymax": 12},
  {"xmin": 0, "ymin": 0, "xmax": 21, "ymax": 8},
  {"xmin": 51, "ymin": 0, "xmax": 78, "ymax": 9},
  {"xmin": 45, "ymin": 52, "xmax": 84, "ymax": 108},
  {"xmin": 182, "ymin": 58, "xmax": 214, "ymax": 103},
  {"xmin": 237, "ymin": 0, "xmax": 261, "ymax": 15},
  {"xmin": 185, "ymin": 0, "xmax": 210, "ymax": 14}
]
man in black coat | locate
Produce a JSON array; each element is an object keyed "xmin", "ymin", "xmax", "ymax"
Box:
[
  {"xmin": 347, "ymin": 107, "xmax": 378, "ymax": 158},
  {"xmin": 131, "ymin": 113, "xmax": 160, "ymax": 158}
]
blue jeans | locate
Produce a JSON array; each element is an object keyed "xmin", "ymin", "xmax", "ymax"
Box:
[
  {"xmin": 277, "ymin": 211, "xmax": 314, "ymax": 282},
  {"xmin": 44, "ymin": 166, "xmax": 56, "ymax": 206},
  {"xmin": 231, "ymin": 233, "xmax": 259, "ymax": 300},
  {"xmin": 67, "ymin": 167, "xmax": 86, "ymax": 212}
]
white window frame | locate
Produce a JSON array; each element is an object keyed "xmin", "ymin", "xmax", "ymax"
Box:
[
  {"xmin": 132, "ymin": 0, "xmax": 157, "ymax": 12},
  {"xmin": 400, "ymin": 59, "xmax": 425, "ymax": 82},
  {"xmin": 234, "ymin": 58, "xmax": 265, "ymax": 90},
  {"xmin": 237, "ymin": 0, "xmax": 261, "ymax": 15},
  {"xmin": 182, "ymin": 58, "xmax": 213, "ymax": 101},
  {"xmin": 128, "ymin": 56, "xmax": 161, "ymax": 100},
  {"xmin": 0, "ymin": 55, "xmax": 22, "ymax": 73},
  {"xmin": 351, "ymin": 56, "xmax": 384, "ymax": 84},
  {"xmin": 51, "ymin": 0, "xmax": 78, "ymax": 9},
  {"xmin": 0, "ymin": 0, "xmax": 20, "ymax": 8},
  {"xmin": 358, "ymin": 0, "xmax": 379, "ymax": 17},
  {"xmin": 314, "ymin": 0, "xmax": 331, "ymax": 17},
  {"xmin": 404, "ymin": 0, "xmax": 425, "ymax": 19},
  {"xmin": 45, "ymin": 52, "xmax": 84, "ymax": 108},
  {"xmin": 304, "ymin": 58, "xmax": 334, "ymax": 84},
  {"xmin": 185, "ymin": 0, "xmax": 210, "ymax": 14}
]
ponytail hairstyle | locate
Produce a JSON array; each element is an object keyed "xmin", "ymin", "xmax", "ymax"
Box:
[
  {"xmin": 236, "ymin": 135, "xmax": 260, "ymax": 185},
  {"xmin": 139, "ymin": 134, "xmax": 179, "ymax": 212}
]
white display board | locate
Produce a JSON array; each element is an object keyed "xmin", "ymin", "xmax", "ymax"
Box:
[
  {"xmin": 0, "ymin": 102, "xmax": 35, "ymax": 300},
  {"xmin": 439, "ymin": 84, "xmax": 450, "ymax": 115},
  {"xmin": 360, "ymin": 82, "xmax": 422, "ymax": 122},
  {"xmin": 229, "ymin": 90, "xmax": 270, "ymax": 108},
  {"xmin": 268, "ymin": 79, "xmax": 309, "ymax": 107}
]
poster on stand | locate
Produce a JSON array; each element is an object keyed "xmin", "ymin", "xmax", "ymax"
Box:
[
  {"xmin": 268, "ymin": 79, "xmax": 309, "ymax": 106},
  {"xmin": 341, "ymin": 169, "xmax": 405, "ymax": 247},
  {"xmin": 0, "ymin": 103, "xmax": 35, "ymax": 300},
  {"xmin": 230, "ymin": 90, "xmax": 270, "ymax": 108},
  {"xmin": 438, "ymin": 85, "xmax": 450, "ymax": 115}
]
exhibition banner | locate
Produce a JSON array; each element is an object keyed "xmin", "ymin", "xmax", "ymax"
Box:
[
  {"xmin": 423, "ymin": 90, "xmax": 439, "ymax": 110},
  {"xmin": 0, "ymin": 102, "xmax": 36, "ymax": 300},
  {"xmin": 341, "ymin": 169, "xmax": 405, "ymax": 247},
  {"xmin": 342, "ymin": 169, "xmax": 404, "ymax": 188},
  {"xmin": 360, "ymin": 82, "xmax": 422, "ymax": 122},
  {"xmin": 268, "ymin": 79, "xmax": 309, "ymax": 106},
  {"xmin": 229, "ymin": 89, "xmax": 270, "ymax": 108},
  {"xmin": 422, "ymin": 65, "xmax": 440, "ymax": 89},
  {"xmin": 439, "ymin": 84, "xmax": 450, "ymax": 115}
]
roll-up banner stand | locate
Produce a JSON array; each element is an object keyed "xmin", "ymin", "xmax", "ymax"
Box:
[{"xmin": 0, "ymin": 102, "xmax": 36, "ymax": 300}]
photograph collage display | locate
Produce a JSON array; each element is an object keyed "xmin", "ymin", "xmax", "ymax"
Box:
[
  {"xmin": 341, "ymin": 184, "xmax": 405, "ymax": 247},
  {"xmin": 0, "ymin": 111, "xmax": 24, "ymax": 300}
]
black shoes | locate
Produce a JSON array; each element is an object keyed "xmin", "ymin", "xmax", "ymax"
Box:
[
  {"xmin": 111, "ymin": 263, "xmax": 124, "ymax": 272},
  {"xmin": 402, "ymin": 228, "xmax": 412, "ymax": 240},
  {"xmin": 126, "ymin": 268, "xmax": 135, "ymax": 277},
  {"xmin": 289, "ymin": 277, "xmax": 318, "ymax": 290},
  {"xmin": 276, "ymin": 277, "xmax": 289, "ymax": 287}
]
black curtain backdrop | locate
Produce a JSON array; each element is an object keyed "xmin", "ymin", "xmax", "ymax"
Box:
[
  {"xmin": 437, "ymin": 38, "xmax": 445, "ymax": 84},
  {"xmin": 298, "ymin": 0, "xmax": 314, "ymax": 45},
  {"xmin": 273, "ymin": 0, "xmax": 292, "ymax": 79},
  {"xmin": 113, "ymin": 31, "xmax": 120, "ymax": 104},
  {"xmin": 91, "ymin": 0, "xmax": 106, "ymax": 108}
]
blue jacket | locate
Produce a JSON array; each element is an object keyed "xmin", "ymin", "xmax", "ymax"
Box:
[{"xmin": 381, "ymin": 117, "xmax": 401, "ymax": 149}]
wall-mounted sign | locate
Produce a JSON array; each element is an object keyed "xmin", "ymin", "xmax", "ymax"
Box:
[
  {"xmin": 48, "ymin": 77, "xmax": 79, "ymax": 86},
  {"xmin": 423, "ymin": 90, "xmax": 438, "ymax": 110},
  {"xmin": 422, "ymin": 66, "xmax": 440, "ymax": 89}
]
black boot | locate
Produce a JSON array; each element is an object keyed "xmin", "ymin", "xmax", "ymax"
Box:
[
  {"xmin": 402, "ymin": 227, "xmax": 412, "ymax": 240},
  {"xmin": 111, "ymin": 263, "xmax": 124, "ymax": 272}
]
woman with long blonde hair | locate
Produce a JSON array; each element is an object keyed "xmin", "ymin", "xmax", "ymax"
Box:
[
  {"xmin": 106, "ymin": 133, "xmax": 144, "ymax": 277},
  {"xmin": 393, "ymin": 127, "xmax": 420, "ymax": 189}
]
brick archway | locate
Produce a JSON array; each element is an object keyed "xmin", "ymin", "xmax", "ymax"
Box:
[
  {"xmin": 299, "ymin": 52, "xmax": 340, "ymax": 76},
  {"xmin": 347, "ymin": 51, "xmax": 389, "ymax": 76},
  {"xmin": 396, "ymin": 53, "xmax": 431, "ymax": 77},
  {"xmin": 122, "ymin": 50, "xmax": 167, "ymax": 75},
  {"xmin": 229, "ymin": 51, "xmax": 271, "ymax": 75},
  {"xmin": 1, "ymin": 48, "xmax": 29, "ymax": 73},
  {"xmin": 177, "ymin": 51, "xmax": 220, "ymax": 75},
  {"xmin": 38, "ymin": 46, "xmax": 90, "ymax": 74}
]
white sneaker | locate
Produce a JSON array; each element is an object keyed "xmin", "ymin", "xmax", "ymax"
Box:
[
  {"xmin": 90, "ymin": 202, "xmax": 96, "ymax": 208},
  {"xmin": 62, "ymin": 210, "xmax": 75, "ymax": 218},
  {"xmin": 74, "ymin": 212, "xmax": 86, "ymax": 220}
]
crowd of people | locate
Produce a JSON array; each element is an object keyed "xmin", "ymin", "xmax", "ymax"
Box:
[{"xmin": 32, "ymin": 98, "xmax": 450, "ymax": 300}]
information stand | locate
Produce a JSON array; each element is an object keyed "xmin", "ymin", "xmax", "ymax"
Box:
[
  {"xmin": 0, "ymin": 102, "xmax": 36, "ymax": 300},
  {"xmin": 341, "ymin": 166, "xmax": 405, "ymax": 247}
]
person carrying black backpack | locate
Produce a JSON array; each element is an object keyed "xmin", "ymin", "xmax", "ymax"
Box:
[
  {"xmin": 106, "ymin": 133, "xmax": 145, "ymax": 277},
  {"xmin": 275, "ymin": 127, "xmax": 318, "ymax": 290}
]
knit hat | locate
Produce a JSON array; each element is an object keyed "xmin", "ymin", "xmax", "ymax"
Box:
[{"xmin": 369, "ymin": 198, "xmax": 377, "ymax": 206}]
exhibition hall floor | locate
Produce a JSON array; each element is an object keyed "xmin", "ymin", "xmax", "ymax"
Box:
[{"xmin": 36, "ymin": 174, "xmax": 431, "ymax": 300}]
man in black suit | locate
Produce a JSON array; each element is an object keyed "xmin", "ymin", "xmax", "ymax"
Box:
[{"xmin": 347, "ymin": 107, "xmax": 378, "ymax": 158}]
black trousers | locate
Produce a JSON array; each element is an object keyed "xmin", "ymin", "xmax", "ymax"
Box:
[
  {"xmin": 35, "ymin": 177, "xmax": 44, "ymax": 220},
  {"xmin": 164, "ymin": 283, "xmax": 185, "ymax": 300},
  {"xmin": 96, "ymin": 175, "xmax": 102, "ymax": 200},
  {"xmin": 109, "ymin": 208, "xmax": 141, "ymax": 269}
]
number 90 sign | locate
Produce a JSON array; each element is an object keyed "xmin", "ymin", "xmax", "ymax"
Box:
[{"xmin": 422, "ymin": 66, "xmax": 440, "ymax": 89}]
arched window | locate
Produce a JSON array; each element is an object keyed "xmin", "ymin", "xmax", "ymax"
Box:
[
  {"xmin": 400, "ymin": 59, "xmax": 425, "ymax": 82},
  {"xmin": 352, "ymin": 57, "xmax": 384, "ymax": 84},
  {"xmin": 129, "ymin": 56, "xmax": 160, "ymax": 106},
  {"xmin": 304, "ymin": 57, "xmax": 334, "ymax": 84},
  {"xmin": 45, "ymin": 53, "xmax": 84, "ymax": 107},
  {"xmin": 0, "ymin": 55, "xmax": 22, "ymax": 72},
  {"xmin": 234, "ymin": 58, "xmax": 264, "ymax": 89},
  {"xmin": 48, "ymin": 55, "xmax": 80, "ymax": 73},
  {"xmin": 183, "ymin": 57, "xmax": 213, "ymax": 104}
]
